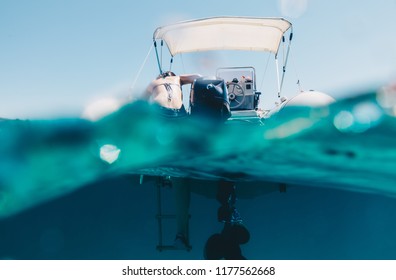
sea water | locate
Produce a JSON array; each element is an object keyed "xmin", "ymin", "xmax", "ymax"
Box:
[{"xmin": 1, "ymin": 88, "xmax": 396, "ymax": 259}]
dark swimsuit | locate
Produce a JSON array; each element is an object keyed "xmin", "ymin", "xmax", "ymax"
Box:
[{"xmin": 155, "ymin": 104, "xmax": 188, "ymax": 118}]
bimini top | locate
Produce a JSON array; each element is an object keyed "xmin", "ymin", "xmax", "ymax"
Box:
[{"xmin": 153, "ymin": 16, "xmax": 292, "ymax": 56}]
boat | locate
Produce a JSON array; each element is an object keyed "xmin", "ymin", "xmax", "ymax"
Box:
[
  {"xmin": 151, "ymin": 16, "xmax": 334, "ymax": 123},
  {"xmin": 149, "ymin": 16, "xmax": 336, "ymax": 254}
]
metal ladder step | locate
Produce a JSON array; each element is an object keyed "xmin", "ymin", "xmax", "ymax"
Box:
[{"xmin": 156, "ymin": 178, "xmax": 191, "ymax": 252}]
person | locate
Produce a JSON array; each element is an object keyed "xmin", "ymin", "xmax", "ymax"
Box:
[
  {"xmin": 143, "ymin": 71, "xmax": 201, "ymax": 250},
  {"xmin": 143, "ymin": 71, "xmax": 201, "ymax": 118}
]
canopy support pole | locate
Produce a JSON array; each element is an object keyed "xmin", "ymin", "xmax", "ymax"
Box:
[
  {"xmin": 169, "ymin": 56, "xmax": 174, "ymax": 72},
  {"xmin": 279, "ymin": 31, "xmax": 293, "ymax": 95},
  {"xmin": 160, "ymin": 40, "xmax": 164, "ymax": 71},
  {"xmin": 275, "ymin": 54, "xmax": 281, "ymax": 98},
  {"xmin": 154, "ymin": 40, "xmax": 163, "ymax": 75}
]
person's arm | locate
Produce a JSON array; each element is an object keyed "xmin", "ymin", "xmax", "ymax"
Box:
[{"xmin": 180, "ymin": 74, "xmax": 201, "ymax": 85}]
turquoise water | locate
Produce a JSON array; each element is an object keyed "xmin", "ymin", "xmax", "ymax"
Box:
[{"xmin": 1, "ymin": 88, "xmax": 396, "ymax": 259}]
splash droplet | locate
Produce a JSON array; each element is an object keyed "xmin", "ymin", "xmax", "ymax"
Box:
[
  {"xmin": 334, "ymin": 102, "xmax": 383, "ymax": 133},
  {"xmin": 100, "ymin": 144, "xmax": 121, "ymax": 164}
]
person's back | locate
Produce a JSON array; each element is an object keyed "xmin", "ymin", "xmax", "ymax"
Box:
[
  {"xmin": 143, "ymin": 72, "xmax": 201, "ymax": 118},
  {"xmin": 146, "ymin": 75, "xmax": 184, "ymax": 110}
]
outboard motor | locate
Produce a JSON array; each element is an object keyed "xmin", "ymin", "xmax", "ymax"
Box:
[{"xmin": 190, "ymin": 77, "xmax": 231, "ymax": 123}]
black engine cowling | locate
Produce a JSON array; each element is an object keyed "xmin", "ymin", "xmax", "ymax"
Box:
[{"xmin": 190, "ymin": 77, "xmax": 231, "ymax": 122}]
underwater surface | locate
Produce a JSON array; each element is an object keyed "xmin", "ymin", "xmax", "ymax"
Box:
[{"xmin": 1, "ymin": 86, "xmax": 396, "ymax": 259}]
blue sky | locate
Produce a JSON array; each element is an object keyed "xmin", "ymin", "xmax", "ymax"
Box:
[{"xmin": 1, "ymin": 0, "xmax": 395, "ymax": 119}]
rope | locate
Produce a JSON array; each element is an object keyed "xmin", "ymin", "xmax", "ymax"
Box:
[
  {"xmin": 130, "ymin": 43, "xmax": 154, "ymax": 94},
  {"xmin": 290, "ymin": 53, "xmax": 303, "ymax": 92},
  {"xmin": 180, "ymin": 53, "xmax": 186, "ymax": 74},
  {"xmin": 259, "ymin": 54, "xmax": 271, "ymax": 92}
]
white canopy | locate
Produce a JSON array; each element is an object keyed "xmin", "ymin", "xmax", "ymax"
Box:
[{"xmin": 153, "ymin": 17, "xmax": 292, "ymax": 56}]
